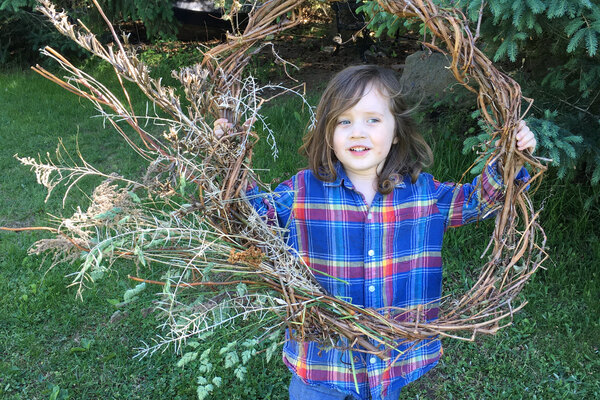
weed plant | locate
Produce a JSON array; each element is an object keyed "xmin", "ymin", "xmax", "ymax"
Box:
[{"xmin": 1, "ymin": 63, "xmax": 599, "ymax": 399}]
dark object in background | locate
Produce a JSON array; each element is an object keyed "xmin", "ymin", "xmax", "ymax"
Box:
[
  {"xmin": 330, "ymin": 0, "xmax": 373, "ymax": 62},
  {"xmin": 173, "ymin": 0, "xmax": 249, "ymax": 41}
]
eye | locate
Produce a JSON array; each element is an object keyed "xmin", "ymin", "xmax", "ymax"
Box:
[
  {"xmin": 367, "ymin": 118, "xmax": 380, "ymax": 123},
  {"xmin": 337, "ymin": 119, "xmax": 350, "ymax": 125}
]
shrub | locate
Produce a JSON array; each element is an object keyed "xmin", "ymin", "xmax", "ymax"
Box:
[{"xmin": 0, "ymin": 0, "xmax": 177, "ymax": 67}]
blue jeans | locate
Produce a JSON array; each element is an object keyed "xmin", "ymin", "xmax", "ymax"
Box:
[
  {"xmin": 288, "ymin": 374, "xmax": 360, "ymax": 400},
  {"xmin": 288, "ymin": 374, "xmax": 402, "ymax": 400}
]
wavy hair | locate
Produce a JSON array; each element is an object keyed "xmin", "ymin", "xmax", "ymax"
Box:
[{"xmin": 300, "ymin": 65, "xmax": 433, "ymax": 193}]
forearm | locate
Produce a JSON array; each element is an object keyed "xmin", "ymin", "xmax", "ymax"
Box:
[
  {"xmin": 440, "ymin": 161, "xmax": 530, "ymax": 228},
  {"xmin": 245, "ymin": 179, "xmax": 294, "ymax": 228}
]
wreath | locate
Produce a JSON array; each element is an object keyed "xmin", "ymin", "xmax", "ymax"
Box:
[{"xmin": 11, "ymin": 0, "xmax": 547, "ymax": 358}]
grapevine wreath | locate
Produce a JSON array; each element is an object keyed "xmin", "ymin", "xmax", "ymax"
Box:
[{"xmin": 11, "ymin": 0, "xmax": 547, "ymax": 359}]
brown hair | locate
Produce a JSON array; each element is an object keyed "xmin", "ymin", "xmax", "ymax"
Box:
[{"xmin": 300, "ymin": 65, "xmax": 433, "ymax": 194}]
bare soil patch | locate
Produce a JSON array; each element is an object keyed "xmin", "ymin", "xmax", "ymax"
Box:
[{"xmin": 252, "ymin": 22, "xmax": 420, "ymax": 91}]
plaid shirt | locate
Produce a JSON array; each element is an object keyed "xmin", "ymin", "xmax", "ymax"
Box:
[{"xmin": 248, "ymin": 162, "xmax": 528, "ymax": 400}]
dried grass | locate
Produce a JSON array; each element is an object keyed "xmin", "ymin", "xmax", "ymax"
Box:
[{"xmin": 8, "ymin": 0, "xmax": 548, "ymax": 358}]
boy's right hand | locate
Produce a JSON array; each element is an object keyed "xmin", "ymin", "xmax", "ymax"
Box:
[
  {"xmin": 213, "ymin": 117, "xmax": 255, "ymax": 191},
  {"xmin": 214, "ymin": 117, "xmax": 256, "ymax": 139},
  {"xmin": 214, "ymin": 118, "xmax": 233, "ymax": 139}
]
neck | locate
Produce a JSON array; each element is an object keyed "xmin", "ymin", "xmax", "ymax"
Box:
[{"xmin": 346, "ymin": 172, "xmax": 378, "ymax": 207}]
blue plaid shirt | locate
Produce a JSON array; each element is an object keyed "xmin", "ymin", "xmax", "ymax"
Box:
[{"xmin": 248, "ymin": 162, "xmax": 528, "ymax": 400}]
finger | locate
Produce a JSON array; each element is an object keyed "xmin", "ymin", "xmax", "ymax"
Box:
[
  {"xmin": 516, "ymin": 128, "xmax": 531, "ymax": 141},
  {"xmin": 515, "ymin": 120, "xmax": 528, "ymax": 136},
  {"xmin": 214, "ymin": 118, "xmax": 228, "ymax": 128},
  {"xmin": 518, "ymin": 138, "xmax": 536, "ymax": 151},
  {"xmin": 517, "ymin": 130, "xmax": 535, "ymax": 145},
  {"xmin": 525, "ymin": 138, "xmax": 537, "ymax": 150},
  {"xmin": 516, "ymin": 130, "xmax": 524, "ymax": 140},
  {"xmin": 214, "ymin": 119, "xmax": 232, "ymax": 138}
]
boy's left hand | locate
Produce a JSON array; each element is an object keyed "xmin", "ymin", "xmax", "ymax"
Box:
[{"xmin": 515, "ymin": 120, "xmax": 536, "ymax": 153}]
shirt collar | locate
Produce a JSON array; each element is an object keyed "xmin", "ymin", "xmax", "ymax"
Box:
[{"xmin": 323, "ymin": 162, "xmax": 406, "ymax": 189}]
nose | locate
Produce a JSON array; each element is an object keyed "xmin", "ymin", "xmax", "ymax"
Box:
[{"xmin": 350, "ymin": 121, "xmax": 366, "ymax": 139}]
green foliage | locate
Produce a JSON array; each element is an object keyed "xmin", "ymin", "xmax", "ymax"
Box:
[
  {"xmin": 462, "ymin": 109, "xmax": 584, "ymax": 179},
  {"xmin": 173, "ymin": 331, "xmax": 281, "ymax": 399},
  {"xmin": 97, "ymin": 0, "xmax": 178, "ymax": 40},
  {"xmin": 176, "ymin": 351, "xmax": 199, "ymax": 368},
  {"xmin": 358, "ymin": 0, "xmax": 600, "ymax": 188},
  {"xmin": 462, "ymin": 0, "xmax": 600, "ymax": 63},
  {"xmin": 1, "ymin": 0, "xmax": 177, "ymax": 67},
  {"xmin": 491, "ymin": 29, "xmax": 528, "ymax": 62},
  {"xmin": 0, "ymin": 4, "xmax": 86, "ymax": 67},
  {"xmin": 356, "ymin": 1, "xmax": 406, "ymax": 38},
  {"xmin": 357, "ymin": 0, "xmax": 418, "ymax": 39},
  {"xmin": 526, "ymin": 110, "xmax": 583, "ymax": 178},
  {"xmin": 0, "ymin": 0, "xmax": 35, "ymax": 12},
  {"xmin": 462, "ymin": 133, "xmax": 494, "ymax": 176},
  {"xmin": 123, "ymin": 282, "xmax": 146, "ymax": 303},
  {"xmin": 137, "ymin": 41, "xmax": 204, "ymax": 87}
]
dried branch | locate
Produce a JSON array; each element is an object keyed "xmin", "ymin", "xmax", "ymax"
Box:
[{"xmin": 12, "ymin": 0, "xmax": 548, "ymax": 358}]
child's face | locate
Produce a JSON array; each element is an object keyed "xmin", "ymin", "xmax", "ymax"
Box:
[{"xmin": 332, "ymin": 84, "xmax": 397, "ymax": 182}]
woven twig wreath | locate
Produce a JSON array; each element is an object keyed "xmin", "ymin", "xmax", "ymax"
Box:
[{"xmin": 25, "ymin": 0, "xmax": 547, "ymax": 357}]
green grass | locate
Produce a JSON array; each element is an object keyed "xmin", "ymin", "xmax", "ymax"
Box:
[
  {"xmin": 0, "ymin": 67, "xmax": 290, "ymax": 399},
  {"xmin": 1, "ymin": 62, "xmax": 599, "ymax": 400}
]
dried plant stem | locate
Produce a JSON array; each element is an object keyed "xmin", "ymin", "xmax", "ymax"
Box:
[{"xmin": 13, "ymin": 0, "xmax": 548, "ymax": 358}]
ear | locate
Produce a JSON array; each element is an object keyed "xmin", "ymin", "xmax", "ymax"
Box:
[{"xmin": 393, "ymin": 136, "xmax": 399, "ymax": 144}]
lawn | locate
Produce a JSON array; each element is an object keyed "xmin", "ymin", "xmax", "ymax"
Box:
[{"xmin": 1, "ymin": 59, "xmax": 599, "ymax": 399}]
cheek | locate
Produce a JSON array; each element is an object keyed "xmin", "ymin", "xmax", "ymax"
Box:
[
  {"xmin": 380, "ymin": 132, "xmax": 397, "ymax": 152},
  {"xmin": 332, "ymin": 131, "xmax": 345, "ymax": 155},
  {"xmin": 377, "ymin": 147, "xmax": 392, "ymax": 161},
  {"xmin": 379, "ymin": 138, "xmax": 396, "ymax": 160}
]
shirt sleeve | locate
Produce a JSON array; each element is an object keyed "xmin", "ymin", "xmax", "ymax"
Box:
[
  {"xmin": 434, "ymin": 162, "xmax": 530, "ymax": 229},
  {"xmin": 245, "ymin": 177, "xmax": 296, "ymax": 228}
]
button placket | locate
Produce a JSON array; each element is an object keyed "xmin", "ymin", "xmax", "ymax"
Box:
[{"xmin": 364, "ymin": 206, "xmax": 372, "ymax": 306}]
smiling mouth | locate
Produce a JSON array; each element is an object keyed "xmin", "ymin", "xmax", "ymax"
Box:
[{"xmin": 349, "ymin": 146, "xmax": 370, "ymax": 152}]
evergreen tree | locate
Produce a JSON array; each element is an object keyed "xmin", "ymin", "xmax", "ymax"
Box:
[{"xmin": 0, "ymin": 0, "xmax": 177, "ymax": 66}]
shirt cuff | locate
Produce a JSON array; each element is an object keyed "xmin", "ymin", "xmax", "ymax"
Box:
[{"xmin": 487, "ymin": 161, "xmax": 531, "ymax": 190}]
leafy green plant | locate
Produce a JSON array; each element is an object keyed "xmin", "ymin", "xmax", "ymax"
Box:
[
  {"xmin": 0, "ymin": 0, "xmax": 177, "ymax": 67},
  {"xmin": 526, "ymin": 110, "xmax": 584, "ymax": 179},
  {"xmin": 96, "ymin": 0, "xmax": 178, "ymax": 40},
  {"xmin": 174, "ymin": 330, "xmax": 282, "ymax": 399},
  {"xmin": 0, "ymin": 5, "xmax": 86, "ymax": 67},
  {"xmin": 47, "ymin": 384, "xmax": 69, "ymax": 400},
  {"xmin": 462, "ymin": 109, "xmax": 584, "ymax": 179}
]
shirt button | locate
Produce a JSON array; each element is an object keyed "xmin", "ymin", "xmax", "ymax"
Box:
[
  {"xmin": 370, "ymin": 357, "xmax": 376, "ymax": 364},
  {"xmin": 368, "ymin": 285, "xmax": 375, "ymax": 292},
  {"xmin": 368, "ymin": 249, "xmax": 375, "ymax": 256},
  {"xmin": 367, "ymin": 213, "xmax": 373, "ymax": 220}
]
